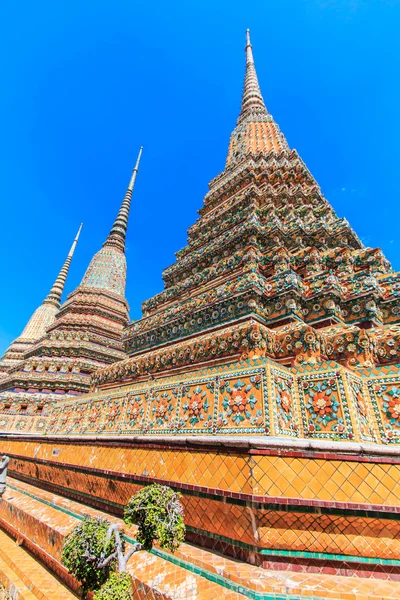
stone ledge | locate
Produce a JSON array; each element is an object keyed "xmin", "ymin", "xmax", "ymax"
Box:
[{"xmin": 2, "ymin": 433, "xmax": 400, "ymax": 460}]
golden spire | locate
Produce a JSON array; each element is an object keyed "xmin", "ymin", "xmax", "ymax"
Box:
[
  {"xmin": 238, "ymin": 29, "xmax": 268, "ymax": 124},
  {"xmin": 45, "ymin": 223, "xmax": 83, "ymax": 308},
  {"xmin": 103, "ymin": 146, "xmax": 143, "ymax": 252}
]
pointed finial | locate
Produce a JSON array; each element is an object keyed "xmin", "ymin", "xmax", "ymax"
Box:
[
  {"xmin": 45, "ymin": 223, "xmax": 83, "ymax": 308},
  {"xmin": 67, "ymin": 223, "xmax": 83, "ymax": 257},
  {"xmin": 103, "ymin": 146, "xmax": 143, "ymax": 252},
  {"xmin": 238, "ymin": 29, "xmax": 267, "ymax": 124},
  {"xmin": 128, "ymin": 146, "xmax": 143, "ymax": 191}
]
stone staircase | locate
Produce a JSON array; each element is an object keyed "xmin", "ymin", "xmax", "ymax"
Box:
[
  {"xmin": 0, "ymin": 528, "xmax": 77, "ymax": 600},
  {"xmin": 1, "ymin": 477, "xmax": 400, "ymax": 600}
]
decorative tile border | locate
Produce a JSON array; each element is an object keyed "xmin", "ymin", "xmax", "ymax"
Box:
[{"xmin": 4, "ymin": 357, "xmax": 400, "ymax": 446}]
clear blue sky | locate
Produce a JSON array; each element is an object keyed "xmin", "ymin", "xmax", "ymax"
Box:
[{"xmin": 0, "ymin": 0, "xmax": 399, "ymax": 355}]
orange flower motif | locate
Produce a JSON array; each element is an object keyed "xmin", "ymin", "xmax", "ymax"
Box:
[
  {"xmin": 312, "ymin": 391, "xmax": 332, "ymax": 416},
  {"xmin": 230, "ymin": 388, "xmax": 248, "ymax": 412},
  {"xmin": 128, "ymin": 399, "xmax": 141, "ymax": 420},
  {"xmin": 155, "ymin": 398, "xmax": 169, "ymax": 419},
  {"xmin": 73, "ymin": 410, "xmax": 83, "ymax": 423},
  {"xmin": 280, "ymin": 390, "xmax": 292, "ymax": 413},
  {"xmin": 388, "ymin": 399, "xmax": 400, "ymax": 420},
  {"xmin": 89, "ymin": 406, "xmax": 99, "ymax": 423},
  {"xmin": 130, "ymin": 406, "xmax": 139, "ymax": 419},
  {"xmin": 188, "ymin": 393, "xmax": 203, "ymax": 417}
]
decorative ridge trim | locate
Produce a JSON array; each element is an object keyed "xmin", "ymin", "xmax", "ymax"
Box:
[
  {"xmin": 186, "ymin": 525, "xmax": 400, "ymax": 567},
  {"xmin": 3, "ymin": 433, "xmax": 400, "ymax": 460}
]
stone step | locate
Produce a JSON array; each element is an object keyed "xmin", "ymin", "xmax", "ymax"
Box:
[
  {"xmin": 3, "ymin": 477, "xmax": 400, "ymax": 599},
  {"xmin": 0, "ymin": 554, "xmax": 37, "ymax": 600},
  {"xmin": 0, "ymin": 479, "xmax": 245, "ymax": 599},
  {"xmin": 0, "ymin": 529, "xmax": 77, "ymax": 600}
]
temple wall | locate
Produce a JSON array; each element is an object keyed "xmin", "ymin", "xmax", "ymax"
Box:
[
  {"xmin": 2, "ymin": 434, "xmax": 400, "ymax": 572},
  {"xmin": 2, "ymin": 357, "xmax": 400, "ymax": 444}
]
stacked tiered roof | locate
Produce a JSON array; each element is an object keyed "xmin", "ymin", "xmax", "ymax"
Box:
[
  {"xmin": 95, "ymin": 31, "xmax": 400, "ymax": 392},
  {"xmin": 0, "ymin": 149, "xmax": 142, "ymax": 402}
]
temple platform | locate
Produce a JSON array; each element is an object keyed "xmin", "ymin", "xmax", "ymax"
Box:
[
  {"xmin": 1, "ymin": 433, "xmax": 400, "ymax": 598},
  {"xmin": 0, "ymin": 475, "xmax": 399, "ymax": 599}
]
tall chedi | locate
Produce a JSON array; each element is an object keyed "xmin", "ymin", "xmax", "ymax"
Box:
[
  {"xmin": 0, "ymin": 224, "xmax": 82, "ymax": 379},
  {"xmin": 0, "ymin": 148, "xmax": 143, "ymax": 401},
  {"xmin": 95, "ymin": 29, "xmax": 396, "ymax": 387},
  {"xmin": 75, "ymin": 31, "xmax": 400, "ymax": 446}
]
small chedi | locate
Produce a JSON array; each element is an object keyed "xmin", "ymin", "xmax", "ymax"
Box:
[
  {"xmin": 0, "ymin": 149, "xmax": 142, "ymax": 422},
  {"xmin": 1, "ymin": 30, "xmax": 400, "ymax": 600}
]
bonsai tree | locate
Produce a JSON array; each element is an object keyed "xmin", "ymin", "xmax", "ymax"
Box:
[
  {"xmin": 61, "ymin": 515, "xmax": 123, "ymax": 598},
  {"xmin": 0, "ymin": 583, "xmax": 13, "ymax": 600},
  {"xmin": 124, "ymin": 483, "xmax": 185, "ymax": 552},
  {"xmin": 94, "ymin": 484, "xmax": 185, "ymax": 599},
  {"xmin": 93, "ymin": 572, "xmax": 133, "ymax": 600},
  {"xmin": 63, "ymin": 485, "xmax": 185, "ymax": 599}
]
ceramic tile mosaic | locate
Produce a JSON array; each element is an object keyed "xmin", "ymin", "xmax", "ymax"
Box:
[
  {"xmin": 3, "ymin": 436, "xmax": 400, "ymax": 568},
  {"xmin": 3, "ymin": 477, "xmax": 400, "ymax": 599}
]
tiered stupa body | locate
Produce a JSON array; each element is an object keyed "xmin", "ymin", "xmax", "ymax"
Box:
[
  {"xmin": 0, "ymin": 224, "xmax": 82, "ymax": 379},
  {"xmin": 0, "ymin": 148, "xmax": 142, "ymax": 407},
  {"xmin": 93, "ymin": 31, "xmax": 400, "ymax": 395}
]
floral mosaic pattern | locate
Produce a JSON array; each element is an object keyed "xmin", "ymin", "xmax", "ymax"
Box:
[
  {"xmin": 370, "ymin": 381, "xmax": 400, "ymax": 442},
  {"xmin": 102, "ymin": 397, "xmax": 124, "ymax": 432},
  {"xmin": 70, "ymin": 406, "xmax": 85, "ymax": 433},
  {"xmin": 148, "ymin": 389, "xmax": 177, "ymax": 431},
  {"xmin": 216, "ymin": 373, "xmax": 264, "ymax": 432},
  {"xmin": 33, "ymin": 417, "xmax": 48, "ymax": 433},
  {"xmin": 178, "ymin": 382, "xmax": 213, "ymax": 431},
  {"xmin": 84, "ymin": 403, "xmax": 102, "ymax": 432},
  {"xmin": 299, "ymin": 373, "xmax": 352, "ymax": 439},
  {"xmin": 124, "ymin": 393, "xmax": 146, "ymax": 431},
  {"xmin": 0, "ymin": 416, "xmax": 11, "ymax": 430}
]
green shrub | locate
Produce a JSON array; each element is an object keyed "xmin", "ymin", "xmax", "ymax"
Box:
[
  {"xmin": 61, "ymin": 516, "xmax": 124, "ymax": 597},
  {"xmin": 93, "ymin": 572, "xmax": 133, "ymax": 600},
  {"xmin": 124, "ymin": 484, "xmax": 185, "ymax": 552}
]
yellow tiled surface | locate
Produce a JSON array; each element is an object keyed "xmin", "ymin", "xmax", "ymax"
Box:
[
  {"xmin": 251, "ymin": 455, "xmax": 400, "ymax": 505},
  {"xmin": 2, "ymin": 439, "xmax": 400, "ymax": 506},
  {"xmin": 0, "ymin": 554, "xmax": 38, "ymax": 600},
  {"xmin": 0, "ymin": 439, "xmax": 253, "ymax": 493},
  {"xmin": 257, "ymin": 510, "xmax": 400, "ymax": 558},
  {"xmin": 3, "ymin": 439, "xmax": 400, "ymax": 560},
  {"xmin": 0, "ymin": 529, "xmax": 77, "ymax": 599},
  {"xmin": 6, "ymin": 449, "xmax": 400, "ymax": 559},
  {"xmin": 2, "ymin": 478, "xmax": 400, "ymax": 600}
]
